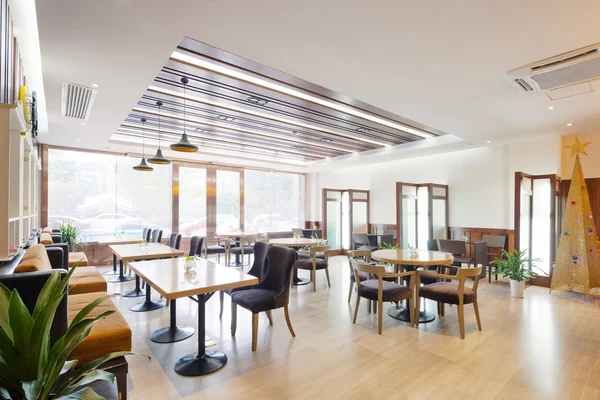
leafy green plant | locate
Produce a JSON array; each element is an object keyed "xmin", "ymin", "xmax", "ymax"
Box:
[
  {"xmin": 59, "ymin": 222, "xmax": 83, "ymax": 252},
  {"xmin": 185, "ymin": 255, "xmax": 199, "ymax": 263},
  {"xmin": 492, "ymin": 249, "xmax": 545, "ymax": 281},
  {"xmin": 381, "ymin": 242, "xmax": 400, "ymax": 250},
  {"xmin": 0, "ymin": 264, "xmax": 134, "ymax": 399}
]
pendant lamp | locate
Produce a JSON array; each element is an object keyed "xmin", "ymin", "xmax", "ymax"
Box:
[
  {"xmin": 147, "ymin": 100, "xmax": 172, "ymax": 164},
  {"xmin": 170, "ymin": 77, "xmax": 199, "ymax": 152},
  {"xmin": 133, "ymin": 117, "xmax": 154, "ymax": 172}
]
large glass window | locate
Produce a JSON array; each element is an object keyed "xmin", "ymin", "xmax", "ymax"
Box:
[
  {"xmin": 244, "ymin": 170, "xmax": 303, "ymax": 232},
  {"xmin": 179, "ymin": 167, "xmax": 207, "ymax": 237},
  {"xmin": 48, "ymin": 149, "xmax": 172, "ymax": 239},
  {"xmin": 216, "ymin": 170, "xmax": 240, "ymax": 232}
]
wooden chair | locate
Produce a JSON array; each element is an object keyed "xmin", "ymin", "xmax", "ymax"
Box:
[
  {"xmin": 292, "ymin": 245, "xmax": 331, "ymax": 292},
  {"xmin": 437, "ymin": 239, "xmax": 470, "ymax": 266},
  {"xmin": 346, "ymin": 249, "xmax": 373, "ymax": 303},
  {"xmin": 415, "ymin": 265, "xmax": 482, "ymax": 339},
  {"xmin": 482, "ymin": 234, "xmax": 506, "ymax": 282},
  {"xmin": 350, "ymin": 259, "xmax": 415, "ymax": 334}
]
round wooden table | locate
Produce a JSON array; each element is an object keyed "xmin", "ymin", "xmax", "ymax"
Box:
[
  {"xmin": 371, "ymin": 249, "xmax": 453, "ymax": 324},
  {"xmin": 269, "ymin": 238, "xmax": 323, "ymax": 286}
]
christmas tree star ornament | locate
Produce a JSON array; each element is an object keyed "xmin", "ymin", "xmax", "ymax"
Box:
[{"xmin": 565, "ymin": 137, "xmax": 592, "ymax": 157}]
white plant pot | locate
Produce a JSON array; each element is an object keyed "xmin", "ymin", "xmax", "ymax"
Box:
[{"xmin": 510, "ymin": 279, "xmax": 525, "ymax": 298}]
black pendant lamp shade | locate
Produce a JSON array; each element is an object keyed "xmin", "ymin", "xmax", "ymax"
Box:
[
  {"xmin": 170, "ymin": 77, "xmax": 199, "ymax": 153},
  {"xmin": 133, "ymin": 117, "xmax": 154, "ymax": 172},
  {"xmin": 147, "ymin": 100, "xmax": 172, "ymax": 165}
]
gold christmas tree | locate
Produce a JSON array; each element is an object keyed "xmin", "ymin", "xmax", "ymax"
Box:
[{"xmin": 551, "ymin": 138, "xmax": 600, "ymax": 296}]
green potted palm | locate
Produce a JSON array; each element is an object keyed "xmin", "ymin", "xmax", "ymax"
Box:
[
  {"xmin": 0, "ymin": 265, "xmax": 134, "ymax": 399},
  {"xmin": 492, "ymin": 249, "xmax": 543, "ymax": 298},
  {"xmin": 59, "ymin": 221, "xmax": 83, "ymax": 252}
]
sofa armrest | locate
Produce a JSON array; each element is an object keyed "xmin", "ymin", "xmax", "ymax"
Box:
[
  {"xmin": 51, "ymin": 234, "xmax": 62, "ymax": 244},
  {"xmin": 0, "ymin": 269, "xmax": 68, "ymax": 345},
  {"xmin": 45, "ymin": 245, "xmax": 68, "ymax": 269}
]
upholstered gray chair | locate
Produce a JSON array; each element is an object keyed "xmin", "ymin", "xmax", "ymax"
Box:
[
  {"xmin": 151, "ymin": 229, "xmax": 163, "ymax": 243},
  {"xmin": 169, "ymin": 233, "xmax": 182, "ymax": 250},
  {"xmin": 230, "ymin": 246, "xmax": 297, "ymax": 351}
]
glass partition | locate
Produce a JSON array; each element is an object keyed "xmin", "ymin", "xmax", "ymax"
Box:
[
  {"xmin": 326, "ymin": 198, "xmax": 342, "ymax": 250},
  {"xmin": 216, "ymin": 170, "xmax": 240, "ymax": 232},
  {"xmin": 179, "ymin": 167, "xmax": 207, "ymax": 237},
  {"xmin": 417, "ymin": 186, "xmax": 429, "ymax": 248},
  {"xmin": 532, "ymin": 178, "xmax": 551, "ymax": 275}
]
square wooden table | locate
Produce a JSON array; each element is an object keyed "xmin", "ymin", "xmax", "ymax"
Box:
[
  {"xmin": 108, "ymin": 243, "xmax": 184, "ymax": 308},
  {"xmin": 93, "ymin": 236, "xmax": 142, "ymax": 276},
  {"xmin": 128, "ymin": 257, "xmax": 258, "ymax": 376}
]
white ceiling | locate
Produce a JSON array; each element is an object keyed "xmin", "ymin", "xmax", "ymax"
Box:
[{"xmin": 34, "ymin": 0, "xmax": 600, "ymax": 172}]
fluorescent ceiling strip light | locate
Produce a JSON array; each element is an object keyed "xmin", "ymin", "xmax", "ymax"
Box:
[
  {"xmin": 133, "ymin": 106, "xmax": 351, "ymax": 154},
  {"xmin": 109, "ymin": 132, "xmax": 308, "ymax": 166},
  {"xmin": 147, "ymin": 85, "xmax": 389, "ymax": 147},
  {"xmin": 171, "ymin": 50, "xmax": 434, "ymax": 139},
  {"xmin": 119, "ymin": 123, "xmax": 325, "ymax": 159}
]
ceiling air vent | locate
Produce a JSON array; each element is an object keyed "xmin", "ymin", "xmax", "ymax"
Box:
[
  {"xmin": 60, "ymin": 82, "xmax": 97, "ymax": 120},
  {"xmin": 506, "ymin": 42, "xmax": 600, "ymax": 92}
]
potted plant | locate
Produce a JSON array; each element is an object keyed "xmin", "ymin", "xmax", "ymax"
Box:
[
  {"xmin": 184, "ymin": 255, "xmax": 199, "ymax": 272},
  {"xmin": 492, "ymin": 249, "xmax": 544, "ymax": 298},
  {"xmin": 59, "ymin": 221, "xmax": 82, "ymax": 252},
  {"xmin": 0, "ymin": 265, "xmax": 136, "ymax": 399}
]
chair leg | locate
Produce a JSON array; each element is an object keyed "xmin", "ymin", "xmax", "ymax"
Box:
[
  {"xmin": 353, "ymin": 295, "xmax": 361, "ymax": 324},
  {"xmin": 284, "ymin": 305, "xmax": 295, "ymax": 337},
  {"xmin": 348, "ymin": 280, "xmax": 354, "ymax": 303},
  {"xmin": 115, "ymin": 370, "xmax": 127, "ymax": 400},
  {"xmin": 458, "ymin": 304, "xmax": 465, "ymax": 339},
  {"xmin": 441, "ymin": 303, "xmax": 445, "ymax": 317},
  {"xmin": 373, "ymin": 300, "xmax": 377, "ymax": 314},
  {"xmin": 437, "ymin": 301, "xmax": 441, "ymax": 316},
  {"xmin": 367, "ymin": 300, "xmax": 371, "ymax": 313},
  {"xmin": 252, "ymin": 313, "xmax": 259, "ymax": 351},
  {"xmin": 312, "ymin": 270, "xmax": 316, "ymax": 292},
  {"xmin": 325, "ymin": 267, "xmax": 331, "ymax": 288},
  {"xmin": 415, "ymin": 294, "xmax": 421, "ymax": 327},
  {"xmin": 377, "ymin": 299, "xmax": 383, "ymax": 335},
  {"xmin": 473, "ymin": 301, "xmax": 482, "ymax": 331},
  {"xmin": 230, "ymin": 303, "xmax": 237, "ymax": 336},
  {"xmin": 219, "ymin": 291, "xmax": 224, "ymax": 319},
  {"xmin": 266, "ymin": 310, "xmax": 273, "ymax": 326}
]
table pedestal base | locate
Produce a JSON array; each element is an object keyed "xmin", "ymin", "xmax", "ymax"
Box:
[
  {"xmin": 130, "ymin": 284, "xmax": 165, "ymax": 312},
  {"xmin": 123, "ymin": 275, "xmax": 144, "ymax": 298},
  {"xmin": 150, "ymin": 299, "xmax": 194, "ymax": 343},
  {"xmin": 103, "ymin": 255, "xmax": 119, "ymax": 276},
  {"xmin": 386, "ymin": 305, "xmax": 435, "ymax": 324},
  {"xmin": 108, "ymin": 260, "xmax": 134, "ymax": 283},
  {"xmin": 175, "ymin": 351, "xmax": 227, "ymax": 377}
]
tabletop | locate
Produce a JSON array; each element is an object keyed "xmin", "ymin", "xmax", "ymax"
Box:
[
  {"xmin": 269, "ymin": 238, "xmax": 323, "ymax": 247},
  {"xmin": 371, "ymin": 249, "xmax": 453, "ymax": 266},
  {"xmin": 128, "ymin": 257, "xmax": 259, "ymax": 300},
  {"xmin": 217, "ymin": 231, "xmax": 258, "ymax": 238},
  {"xmin": 109, "ymin": 243, "xmax": 184, "ymax": 261},
  {"xmin": 94, "ymin": 235, "xmax": 142, "ymax": 246}
]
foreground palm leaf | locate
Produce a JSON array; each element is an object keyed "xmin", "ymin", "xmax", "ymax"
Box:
[{"xmin": 0, "ymin": 263, "xmax": 133, "ymax": 399}]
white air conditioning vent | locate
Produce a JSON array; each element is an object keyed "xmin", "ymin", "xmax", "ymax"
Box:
[
  {"xmin": 506, "ymin": 43, "xmax": 600, "ymax": 92},
  {"xmin": 60, "ymin": 82, "xmax": 97, "ymax": 120}
]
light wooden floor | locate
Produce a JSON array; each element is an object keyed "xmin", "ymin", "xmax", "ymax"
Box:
[{"xmin": 102, "ymin": 256, "xmax": 600, "ymax": 400}]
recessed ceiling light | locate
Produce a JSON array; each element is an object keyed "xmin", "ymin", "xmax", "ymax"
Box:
[
  {"xmin": 357, "ymin": 127, "xmax": 370, "ymax": 133},
  {"xmin": 76, "ymin": 139, "xmax": 80, "ymax": 142},
  {"xmin": 548, "ymin": 106, "xmax": 554, "ymax": 110},
  {"xmin": 81, "ymin": 122, "xmax": 86, "ymax": 125},
  {"xmin": 486, "ymin": 140, "xmax": 491, "ymax": 143},
  {"xmin": 567, "ymin": 123, "xmax": 573, "ymax": 126},
  {"xmin": 247, "ymin": 96, "xmax": 268, "ymax": 106},
  {"xmin": 91, "ymin": 83, "xmax": 99, "ymax": 88},
  {"xmin": 170, "ymin": 51, "xmax": 435, "ymax": 139},
  {"xmin": 385, "ymin": 157, "xmax": 389, "ymax": 160},
  {"xmin": 319, "ymin": 138, "xmax": 333, "ymax": 143}
]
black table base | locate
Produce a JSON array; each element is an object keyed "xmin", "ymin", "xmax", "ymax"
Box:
[
  {"xmin": 123, "ymin": 275, "xmax": 145, "ymax": 298},
  {"xmin": 130, "ymin": 283, "xmax": 165, "ymax": 312},
  {"xmin": 175, "ymin": 293, "xmax": 226, "ymax": 376},
  {"xmin": 103, "ymin": 255, "xmax": 119, "ymax": 276},
  {"xmin": 150, "ymin": 299, "xmax": 195, "ymax": 343},
  {"xmin": 108, "ymin": 259, "xmax": 134, "ymax": 283},
  {"xmin": 386, "ymin": 305, "xmax": 436, "ymax": 323},
  {"xmin": 292, "ymin": 251, "xmax": 311, "ymax": 286}
]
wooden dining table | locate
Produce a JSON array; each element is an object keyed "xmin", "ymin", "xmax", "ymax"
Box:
[
  {"xmin": 128, "ymin": 257, "xmax": 258, "ymax": 376},
  {"xmin": 371, "ymin": 249, "xmax": 453, "ymax": 323},
  {"xmin": 93, "ymin": 235, "xmax": 142, "ymax": 276},
  {"xmin": 269, "ymin": 237, "xmax": 323, "ymax": 286}
]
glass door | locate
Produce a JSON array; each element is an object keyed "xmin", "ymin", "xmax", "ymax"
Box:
[
  {"xmin": 323, "ymin": 189, "xmax": 343, "ymax": 254},
  {"xmin": 178, "ymin": 165, "xmax": 207, "ymax": 237},
  {"xmin": 216, "ymin": 169, "xmax": 241, "ymax": 233}
]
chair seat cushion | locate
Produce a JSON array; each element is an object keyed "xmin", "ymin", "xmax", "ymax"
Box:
[
  {"xmin": 358, "ymin": 279, "xmax": 411, "ymax": 302},
  {"xmin": 229, "ymin": 246, "xmax": 254, "ymax": 255},
  {"xmin": 293, "ymin": 259, "xmax": 328, "ymax": 270},
  {"xmin": 69, "ymin": 252, "xmax": 89, "ymax": 267},
  {"xmin": 69, "ymin": 267, "xmax": 107, "ymax": 295},
  {"xmin": 68, "ymin": 292, "xmax": 132, "ymax": 364},
  {"xmin": 419, "ymin": 282, "xmax": 477, "ymax": 304},
  {"xmin": 206, "ymin": 245, "xmax": 226, "ymax": 254},
  {"xmin": 231, "ymin": 288, "xmax": 278, "ymax": 314}
]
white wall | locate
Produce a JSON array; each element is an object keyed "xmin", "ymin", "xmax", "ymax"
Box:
[{"xmin": 308, "ymin": 136, "xmax": 563, "ymax": 230}]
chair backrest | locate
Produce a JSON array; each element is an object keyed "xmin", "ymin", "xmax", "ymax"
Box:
[
  {"xmin": 292, "ymin": 228, "xmax": 304, "ymax": 237},
  {"xmin": 426, "ymin": 239, "xmax": 439, "ymax": 251},
  {"xmin": 351, "ymin": 258, "xmax": 386, "ymax": 276},
  {"xmin": 151, "ymin": 229, "xmax": 163, "ymax": 243},
  {"xmin": 347, "ymin": 249, "xmax": 371, "ymax": 275},
  {"xmin": 259, "ymin": 246, "xmax": 297, "ymax": 306},
  {"xmin": 380, "ymin": 234, "xmax": 394, "ymax": 247},
  {"xmin": 482, "ymin": 234, "xmax": 506, "ymax": 249},
  {"xmin": 142, "ymin": 228, "xmax": 149, "ymax": 241},
  {"xmin": 438, "ymin": 239, "xmax": 467, "ymax": 256},
  {"xmin": 190, "ymin": 236, "xmax": 205, "ymax": 257},
  {"xmin": 189, "ymin": 236, "xmax": 201, "ymax": 256},
  {"xmin": 145, "ymin": 229, "xmax": 152, "ymax": 242},
  {"xmin": 310, "ymin": 245, "xmax": 330, "ymax": 262},
  {"xmin": 247, "ymin": 241, "xmax": 271, "ymax": 280},
  {"xmin": 303, "ymin": 229, "xmax": 322, "ymax": 238},
  {"xmin": 169, "ymin": 233, "xmax": 182, "ymax": 249},
  {"xmin": 352, "ymin": 233, "xmax": 369, "ymax": 246}
]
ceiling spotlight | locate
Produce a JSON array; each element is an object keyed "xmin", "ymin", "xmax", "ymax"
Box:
[
  {"xmin": 81, "ymin": 122, "xmax": 86, "ymax": 125},
  {"xmin": 567, "ymin": 123, "xmax": 573, "ymax": 127},
  {"xmin": 217, "ymin": 115, "xmax": 235, "ymax": 122},
  {"xmin": 356, "ymin": 127, "xmax": 370, "ymax": 133},
  {"xmin": 247, "ymin": 96, "xmax": 268, "ymax": 106},
  {"xmin": 486, "ymin": 140, "xmax": 491, "ymax": 143},
  {"xmin": 291, "ymin": 131, "xmax": 297, "ymax": 136},
  {"xmin": 76, "ymin": 139, "xmax": 80, "ymax": 142},
  {"xmin": 385, "ymin": 157, "xmax": 389, "ymax": 160},
  {"xmin": 548, "ymin": 106, "xmax": 554, "ymax": 110},
  {"xmin": 319, "ymin": 138, "xmax": 333, "ymax": 143}
]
